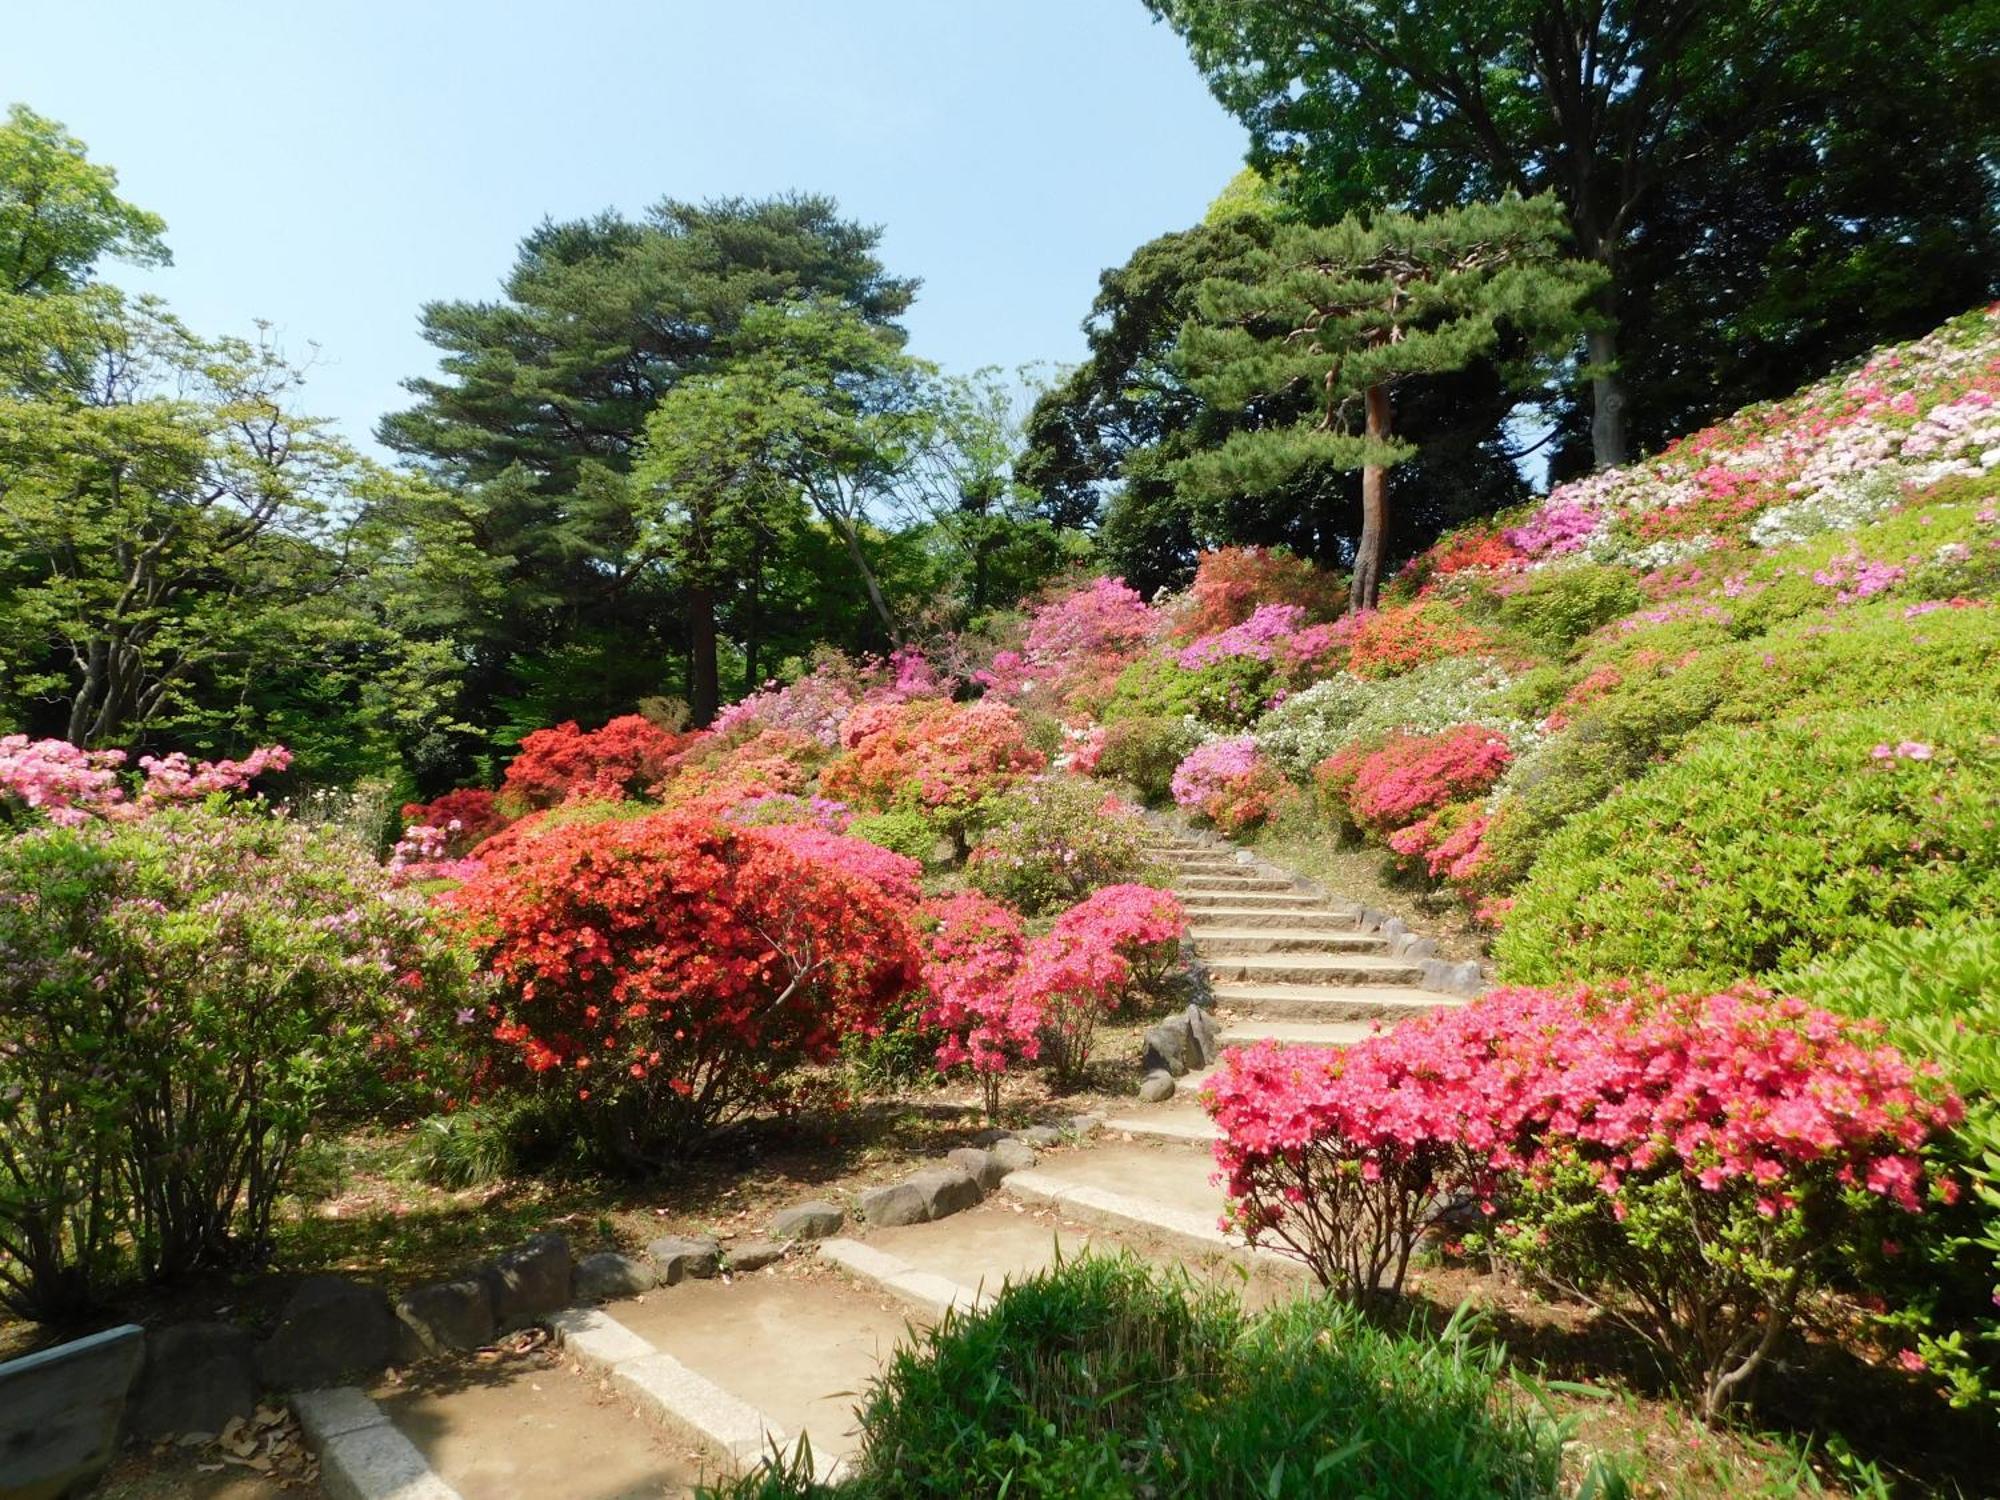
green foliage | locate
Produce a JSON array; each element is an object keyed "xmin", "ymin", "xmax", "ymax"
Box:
[
  {"xmin": 0, "ymin": 807, "xmax": 466, "ymax": 1320},
  {"xmin": 709, "ymin": 1253, "xmax": 1568, "ymax": 1499},
  {"xmin": 965, "ymin": 780, "xmax": 1160, "ymax": 916},
  {"xmin": 0, "ymin": 103, "xmax": 168, "ymax": 294},
  {"xmin": 1093, "ymin": 715, "xmax": 1204, "ymax": 805},
  {"xmin": 846, "ymin": 806, "xmax": 943, "ymax": 866},
  {"xmin": 1496, "ymin": 700, "xmax": 2000, "ymax": 986},
  {"xmin": 1102, "ymin": 651, "xmax": 1274, "ymax": 730},
  {"xmin": 406, "ymin": 1096, "xmax": 579, "ymax": 1190},
  {"xmin": 1784, "ymin": 920, "xmax": 2000, "ymax": 1411},
  {"xmin": 1493, "ymin": 565, "xmax": 1644, "ymax": 656}
]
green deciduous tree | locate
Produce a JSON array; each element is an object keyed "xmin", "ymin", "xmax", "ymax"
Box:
[
  {"xmin": 1179, "ymin": 195, "xmax": 1601, "ymax": 608},
  {"xmin": 0, "ymin": 103, "xmax": 167, "ymax": 295}
]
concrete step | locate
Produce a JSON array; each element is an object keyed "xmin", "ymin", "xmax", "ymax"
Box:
[
  {"xmin": 1190, "ymin": 927, "xmax": 1388, "ymax": 955},
  {"xmin": 1178, "ymin": 888, "xmax": 1338, "ymax": 910},
  {"xmin": 998, "ymin": 1142, "xmax": 1296, "ymax": 1272},
  {"xmin": 1174, "ymin": 874, "xmax": 1299, "ymax": 893},
  {"xmin": 1181, "ymin": 904, "xmax": 1361, "ymax": 929},
  {"xmin": 1101, "ymin": 1106, "xmax": 1219, "ymax": 1144},
  {"xmin": 368, "ymin": 1348, "xmax": 704, "ymax": 1499},
  {"xmin": 1220, "ymin": 1019, "xmax": 1382, "ymax": 1048},
  {"xmin": 824, "ymin": 1198, "xmax": 1304, "ymax": 1316},
  {"xmin": 591, "ymin": 1268, "xmax": 920, "ymax": 1469},
  {"xmin": 1210, "ymin": 983, "xmax": 1462, "ymax": 1022},
  {"xmin": 1202, "ymin": 952, "xmax": 1426, "ymax": 987}
]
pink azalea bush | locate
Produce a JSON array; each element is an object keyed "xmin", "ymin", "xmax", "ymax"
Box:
[
  {"xmin": 1205, "ymin": 983, "xmax": 1962, "ymax": 1417},
  {"xmin": 917, "ymin": 891, "xmax": 1036, "ymax": 1120},
  {"xmin": 1049, "ymin": 883, "xmax": 1187, "ymax": 1001},
  {"xmin": 1170, "ymin": 737, "xmax": 1293, "ymax": 834}
]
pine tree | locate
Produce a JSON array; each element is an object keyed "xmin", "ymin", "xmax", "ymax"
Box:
[{"xmin": 1179, "ymin": 194, "xmax": 1602, "ymax": 609}]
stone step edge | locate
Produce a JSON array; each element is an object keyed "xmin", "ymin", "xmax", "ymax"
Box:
[
  {"xmin": 550, "ymin": 1306, "xmax": 844, "ymax": 1486},
  {"xmin": 292, "ymin": 1387, "xmax": 464, "ymax": 1500},
  {"xmin": 998, "ymin": 1170, "xmax": 1293, "ymax": 1272},
  {"xmin": 1100, "ymin": 1113, "xmax": 1219, "ymax": 1145},
  {"xmin": 815, "ymin": 1238, "xmax": 993, "ymax": 1319}
]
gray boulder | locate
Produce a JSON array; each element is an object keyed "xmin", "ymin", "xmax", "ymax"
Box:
[
  {"xmin": 989, "ymin": 1137, "xmax": 1039, "ymax": 1174},
  {"xmin": 971, "ymin": 1127, "xmax": 1014, "ymax": 1147},
  {"xmin": 770, "ymin": 1201, "xmax": 845, "ymax": 1241},
  {"xmin": 946, "ymin": 1147, "xmax": 1006, "ymax": 1191},
  {"xmin": 858, "ymin": 1167, "xmax": 982, "ymax": 1227},
  {"xmin": 726, "ymin": 1240, "xmax": 786, "ymax": 1273},
  {"xmin": 1067, "ymin": 1114, "xmax": 1104, "ymax": 1139},
  {"xmin": 482, "ymin": 1232, "xmax": 572, "ymax": 1329},
  {"xmin": 1017, "ymin": 1125, "xmax": 1063, "ymax": 1149},
  {"xmin": 1142, "ymin": 1016, "xmax": 1193, "ymax": 1077},
  {"xmin": 1138, "ymin": 1070, "xmax": 1176, "ymax": 1103},
  {"xmin": 1186, "ymin": 1005, "xmax": 1220, "ymax": 1069},
  {"xmin": 647, "ymin": 1235, "xmax": 722, "ymax": 1284},
  {"xmin": 395, "ymin": 1279, "xmax": 496, "ymax": 1356},
  {"xmin": 0, "ymin": 1324, "xmax": 144, "ymax": 1498},
  {"xmin": 574, "ymin": 1251, "xmax": 657, "ymax": 1302},
  {"xmin": 128, "ymin": 1322, "xmax": 257, "ymax": 1440},
  {"xmin": 256, "ymin": 1276, "xmax": 396, "ymax": 1390}
]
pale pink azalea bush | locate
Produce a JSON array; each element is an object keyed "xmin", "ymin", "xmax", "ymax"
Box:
[
  {"xmin": 1205, "ymin": 983, "xmax": 1962, "ymax": 1417},
  {"xmin": 0, "ymin": 735, "xmax": 291, "ymax": 826}
]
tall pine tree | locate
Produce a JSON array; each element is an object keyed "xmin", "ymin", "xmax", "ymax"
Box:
[{"xmin": 1179, "ymin": 195, "xmax": 1601, "ymax": 609}]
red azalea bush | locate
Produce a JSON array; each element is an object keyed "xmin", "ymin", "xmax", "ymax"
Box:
[
  {"xmin": 1338, "ymin": 726, "xmax": 1513, "ymax": 837},
  {"xmin": 498, "ymin": 715, "xmax": 692, "ymax": 812},
  {"xmin": 1205, "ymin": 983, "xmax": 1962, "ymax": 1417},
  {"xmin": 917, "ymin": 891, "xmax": 1037, "ymax": 1120},
  {"xmin": 400, "ymin": 788, "xmax": 508, "ymax": 855},
  {"xmin": 445, "ymin": 810, "xmax": 922, "ymax": 1163},
  {"xmin": 1049, "ymin": 883, "xmax": 1187, "ymax": 1001},
  {"xmin": 1342, "ymin": 602, "xmax": 1491, "ymax": 680},
  {"xmin": 1178, "ymin": 547, "xmax": 1345, "ymax": 638}
]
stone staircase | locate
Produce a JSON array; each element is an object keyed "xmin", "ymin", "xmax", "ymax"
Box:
[{"xmin": 282, "ymin": 829, "xmax": 1482, "ymax": 1500}]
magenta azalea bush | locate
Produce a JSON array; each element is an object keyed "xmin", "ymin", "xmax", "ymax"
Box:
[{"xmin": 1205, "ymin": 983, "xmax": 1962, "ymax": 1417}]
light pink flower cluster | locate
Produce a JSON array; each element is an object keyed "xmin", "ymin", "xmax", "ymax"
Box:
[
  {"xmin": 1812, "ymin": 547, "xmax": 1908, "ymax": 604},
  {"xmin": 0, "ymin": 736, "xmax": 291, "ymax": 826},
  {"xmin": 1021, "ymin": 576, "xmax": 1155, "ymax": 663},
  {"xmin": 712, "ymin": 665, "xmax": 860, "ymax": 747}
]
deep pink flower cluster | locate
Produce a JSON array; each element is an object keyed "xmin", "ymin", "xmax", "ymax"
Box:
[
  {"xmin": 1206, "ymin": 984, "xmax": 1961, "ymax": 1299},
  {"xmin": 1504, "ymin": 500, "xmax": 1598, "ymax": 558},
  {"xmin": 1170, "ymin": 737, "xmax": 1292, "ymax": 833},
  {"xmin": 1174, "ymin": 603, "xmax": 1308, "ymax": 670},
  {"xmin": 753, "ymin": 823, "xmax": 924, "ymax": 906},
  {"xmin": 0, "ymin": 736, "xmax": 291, "ymax": 826},
  {"xmin": 918, "ymin": 891, "xmax": 1039, "ymax": 1115},
  {"xmin": 1022, "ymin": 577, "xmax": 1155, "ymax": 664},
  {"xmin": 1812, "ymin": 547, "xmax": 1908, "ymax": 604},
  {"xmin": 1049, "ymin": 883, "xmax": 1187, "ymax": 996}
]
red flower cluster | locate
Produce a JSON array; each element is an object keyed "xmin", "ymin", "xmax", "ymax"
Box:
[
  {"xmin": 1341, "ymin": 602, "xmax": 1491, "ymax": 679},
  {"xmin": 400, "ymin": 788, "xmax": 509, "ymax": 855},
  {"xmin": 446, "ymin": 809, "xmax": 921, "ymax": 1156},
  {"xmin": 821, "ymin": 699, "xmax": 1045, "ymax": 815},
  {"xmin": 499, "ymin": 715, "xmax": 692, "ymax": 811},
  {"xmin": 1323, "ymin": 726, "xmax": 1513, "ymax": 837}
]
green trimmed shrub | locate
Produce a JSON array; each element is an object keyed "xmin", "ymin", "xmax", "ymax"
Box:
[
  {"xmin": 707, "ymin": 1253, "xmax": 1572, "ymax": 1498},
  {"xmin": 846, "ymin": 806, "xmax": 944, "ymax": 865},
  {"xmin": 1496, "ymin": 698, "xmax": 2000, "ymax": 986},
  {"xmin": 1784, "ymin": 919, "xmax": 2000, "ymax": 1412},
  {"xmin": 1094, "ymin": 715, "xmax": 1203, "ymax": 804},
  {"xmin": 1102, "ymin": 652, "xmax": 1276, "ymax": 730},
  {"xmin": 1495, "ymin": 563, "xmax": 1644, "ymax": 655}
]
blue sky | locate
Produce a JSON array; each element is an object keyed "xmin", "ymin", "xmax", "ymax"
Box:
[{"xmin": 5, "ymin": 2, "xmax": 1248, "ymax": 455}]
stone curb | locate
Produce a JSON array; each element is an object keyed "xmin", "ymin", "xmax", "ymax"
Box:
[
  {"xmin": 291, "ymin": 1388, "xmax": 464, "ymax": 1500},
  {"xmin": 815, "ymin": 1238, "xmax": 994, "ymax": 1317}
]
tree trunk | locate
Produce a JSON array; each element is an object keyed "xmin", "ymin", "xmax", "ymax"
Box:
[
  {"xmin": 1351, "ymin": 383, "xmax": 1391, "ymax": 613},
  {"xmin": 826, "ymin": 507, "xmax": 899, "ymax": 644},
  {"xmin": 687, "ymin": 583, "xmax": 719, "ymax": 728},
  {"xmin": 1586, "ymin": 322, "xmax": 1631, "ymax": 470},
  {"xmin": 741, "ymin": 552, "xmax": 763, "ymax": 697}
]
